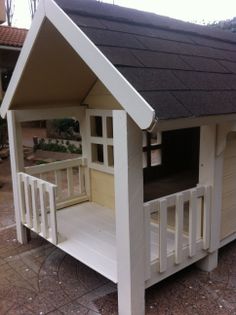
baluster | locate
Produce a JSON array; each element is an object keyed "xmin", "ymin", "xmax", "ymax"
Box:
[
  {"xmin": 18, "ymin": 173, "xmax": 26, "ymax": 224},
  {"xmin": 79, "ymin": 166, "xmax": 85, "ymax": 195},
  {"xmin": 189, "ymin": 189, "xmax": 197, "ymax": 257},
  {"xmin": 48, "ymin": 185, "xmax": 58, "ymax": 245},
  {"xmin": 31, "ymin": 178, "xmax": 40, "ymax": 233},
  {"xmin": 175, "ymin": 193, "xmax": 184, "ymax": 264},
  {"xmin": 67, "ymin": 167, "xmax": 74, "ymax": 198},
  {"xmin": 55, "ymin": 170, "xmax": 62, "ymax": 200},
  {"xmin": 23, "ymin": 176, "xmax": 33, "ymax": 228},
  {"xmin": 39, "ymin": 182, "xmax": 48, "ymax": 238},
  {"xmin": 203, "ymin": 186, "xmax": 211, "ymax": 250},
  {"xmin": 159, "ymin": 198, "xmax": 167, "ymax": 273}
]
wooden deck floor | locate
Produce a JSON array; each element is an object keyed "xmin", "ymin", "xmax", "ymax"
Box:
[{"xmin": 56, "ymin": 202, "xmax": 189, "ymax": 283}]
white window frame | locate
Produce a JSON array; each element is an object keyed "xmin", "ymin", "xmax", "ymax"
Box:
[{"xmin": 86, "ymin": 109, "xmax": 114, "ymax": 174}]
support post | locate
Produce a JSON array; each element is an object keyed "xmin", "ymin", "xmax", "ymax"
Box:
[
  {"xmin": 197, "ymin": 125, "xmax": 223, "ymax": 271},
  {"xmin": 113, "ymin": 111, "xmax": 145, "ymax": 315},
  {"xmin": 7, "ymin": 110, "xmax": 28, "ymax": 243}
]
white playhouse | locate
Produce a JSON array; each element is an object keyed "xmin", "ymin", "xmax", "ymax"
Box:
[{"xmin": 1, "ymin": 0, "xmax": 236, "ymax": 314}]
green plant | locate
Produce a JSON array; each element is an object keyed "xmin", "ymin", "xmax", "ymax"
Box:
[{"xmin": 33, "ymin": 138, "xmax": 82, "ymax": 154}]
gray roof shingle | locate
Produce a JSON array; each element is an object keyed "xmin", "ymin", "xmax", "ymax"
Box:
[{"xmin": 55, "ymin": 0, "xmax": 236, "ymax": 120}]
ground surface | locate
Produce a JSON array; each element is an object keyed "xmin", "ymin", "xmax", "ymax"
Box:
[{"xmin": 1, "ymin": 156, "xmax": 236, "ymax": 314}]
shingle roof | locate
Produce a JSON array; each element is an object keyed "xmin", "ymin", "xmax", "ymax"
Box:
[
  {"xmin": 56, "ymin": 1, "xmax": 236, "ymax": 120},
  {"xmin": 0, "ymin": 26, "xmax": 27, "ymax": 48}
]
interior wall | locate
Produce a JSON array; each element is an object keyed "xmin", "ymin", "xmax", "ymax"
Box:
[
  {"xmin": 83, "ymin": 80, "xmax": 122, "ymax": 110},
  {"xmin": 90, "ymin": 169, "xmax": 115, "ymax": 209}
]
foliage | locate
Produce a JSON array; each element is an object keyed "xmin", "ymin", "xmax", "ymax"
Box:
[
  {"xmin": 28, "ymin": 0, "xmax": 39, "ymax": 19},
  {"xmin": 33, "ymin": 138, "xmax": 82, "ymax": 155},
  {"xmin": 46, "ymin": 118, "xmax": 81, "ymax": 141},
  {"xmin": 5, "ymin": 0, "xmax": 15, "ymax": 27},
  {"xmin": 209, "ymin": 17, "xmax": 236, "ymax": 33}
]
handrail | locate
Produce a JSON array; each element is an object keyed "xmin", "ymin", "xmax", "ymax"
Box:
[{"xmin": 24, "ymin": 157, "xmax": 87, "ymax": 175}]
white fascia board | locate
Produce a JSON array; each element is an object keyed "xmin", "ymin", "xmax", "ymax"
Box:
[
  {"xmin": 45, "ymin": 0, "xmax": 155, "ymax": 130},
  {"xmin": 0, "ymin": 1, "xmax": 46, "ymax": 118}
]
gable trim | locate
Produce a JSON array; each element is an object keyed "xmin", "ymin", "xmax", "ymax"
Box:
[{"xmin": 0, "ymin": 0, "xmax": 46, "ymax": 118}]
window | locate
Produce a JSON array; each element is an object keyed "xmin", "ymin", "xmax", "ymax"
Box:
[
  {"xmin": 143, "ymin": 131, "xmax": 162, "ymax": 168},
  {"xmin": 87, "ymin": 110, "xmax": 114, "ymax": 173}
]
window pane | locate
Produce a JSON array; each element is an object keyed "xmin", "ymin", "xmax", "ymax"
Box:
[
  {"xmin": 151, "ymin": 149, "xmax": 161, "ymax": 166},
  {"xmin": 90, "ymin": 116, "xmax": 103, "ymax": 137},
  {"xmin": 91, "ymin": 143, "xmax": 104, "ymax": 163},
  {"xmin": 106, "ymin": 117, "xmax": 113, "ymax": 138},
  {"xmin": 151, "ymin": 132, "xmax": 162, "ymax": 146},
  {"xmin": 107, "ymin": 145, "xmax": 114, "ymax": 166}
]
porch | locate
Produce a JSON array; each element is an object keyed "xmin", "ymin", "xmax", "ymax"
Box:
[{"xmin": 17, "ymin": 156, "xmax": 212, "ymax": 285}]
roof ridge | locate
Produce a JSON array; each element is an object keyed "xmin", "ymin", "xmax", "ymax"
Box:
[{"xmin": 55, "ymin": 0, "xmax": 236, "ymax": 45}]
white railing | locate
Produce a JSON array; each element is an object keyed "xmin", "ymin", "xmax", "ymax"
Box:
[
  {"xmin": 18, "ymin": 172, "xmax": 58, "ymax": 245},
  {"xmin": 24, "ymin": 157, "xmax": 88, "ymax": 209},
  {"xmin": 144, "ymin": 185, "xmax": 211, "ymax": 276}
]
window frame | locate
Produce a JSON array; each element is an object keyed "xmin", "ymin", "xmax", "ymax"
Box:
[{"xmin": 86, "ymin": 109, "xmax": 114, "ymax": 174}]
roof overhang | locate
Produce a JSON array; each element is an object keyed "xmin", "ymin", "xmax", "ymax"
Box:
[{"xmin": 0, "ymin": 0, "xmax": 155, "ymax": 130}]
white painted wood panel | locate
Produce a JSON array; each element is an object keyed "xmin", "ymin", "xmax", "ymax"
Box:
[{"xmin": 221, "ymin": 133, "xmax": 236, "ymax": 239}]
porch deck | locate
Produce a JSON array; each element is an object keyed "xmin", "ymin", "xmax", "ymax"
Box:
[{"xmin": 55, "ymin": 201, "xmax": 189, "ymax": 283}]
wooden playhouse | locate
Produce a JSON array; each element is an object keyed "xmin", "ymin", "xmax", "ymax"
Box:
[{"xmin": 1, "ymin": 0, "xmax": 236, "ymax": 314}]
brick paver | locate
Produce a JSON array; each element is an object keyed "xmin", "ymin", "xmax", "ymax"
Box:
[{"xmin": 0, "ymin": 158, "xmax": 236, "ymax": 314}]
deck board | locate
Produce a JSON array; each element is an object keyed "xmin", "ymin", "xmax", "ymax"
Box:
[{"xmin": 55, "ymin": 202, "xmax": 189, "ymax": 283}]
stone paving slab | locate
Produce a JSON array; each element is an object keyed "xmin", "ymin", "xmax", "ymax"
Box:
[{"xmin": 1, "ymin": 159, "xmax": 236, "ymax": 314}]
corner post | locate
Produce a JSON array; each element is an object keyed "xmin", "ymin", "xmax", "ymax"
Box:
[
  {"xmin": 7, "ymin": 110, "xmax": 27, "ymax": 243},
  {"xmin": 197, "ymin": 124, "xmax": 223, "ymax": 271},
  {"xmin": 113, "ymin": 111, "xmax": 145, "ymax": 315}
]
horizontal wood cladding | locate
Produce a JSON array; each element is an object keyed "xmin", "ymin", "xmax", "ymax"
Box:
[
  {"xmin": 90, "ymin": 169, "xmax": 115, "ymax": 209},
  {"xmin": 221, "ymin": 133, "xmax": 236, "ymax": 239}
]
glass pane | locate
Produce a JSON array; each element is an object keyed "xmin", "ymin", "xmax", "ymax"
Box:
[
  {"xmin": 107, "ymin": 145, "xmax": 114, "ymax": 166},
  {"xmin": 106, "ymin": 117, "xmax": 113, "ymax": 138},
  {"xmin": 151, "ymin": 149, "xmax": 161, "ymax": 166},
  {"xmin": 91, "ymin": 143, "xmax": 104, "ymax": 163},
  {"xmin": 150, "ymin": 132, "xmax": 162, "ymax": 146},
  {"xmin": 90, "ymin": 116, "xmax": 103, "ymax": 137}
]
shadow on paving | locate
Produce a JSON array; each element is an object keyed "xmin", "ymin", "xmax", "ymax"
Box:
[{"xmin": 1, "ymin": 159, "xmax": 236, "ymax": 314}]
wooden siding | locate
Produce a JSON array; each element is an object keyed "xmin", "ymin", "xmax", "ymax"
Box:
[
  {"xmin": 90, "ymin": 169, "xmax": 115, "ymax": 209},
  {"xmin": 221, "ymin": 133, "xmax": 236, "ymax": 239},
  {"xmin": 84, "ymin": 81, "xmax": 122, "ymax": 110}
]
